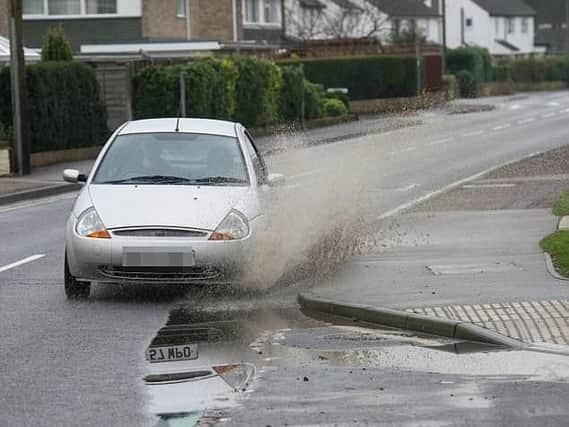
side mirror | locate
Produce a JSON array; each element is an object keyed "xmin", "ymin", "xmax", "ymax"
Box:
[
  {"xmin": 266, "ymin": 173, "xmax": 286, "ymax": 187},
  {"xmin": 63, "ymin": 169, "xmax": 87, "ymax": 184}
]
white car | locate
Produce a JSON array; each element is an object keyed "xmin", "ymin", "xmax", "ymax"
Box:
[{"xmin": 63, "ymin": 118, "xmax": 284, "ymax": 298}]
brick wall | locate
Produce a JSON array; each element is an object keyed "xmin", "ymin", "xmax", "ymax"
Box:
[
  {"xmin": 0, "ymin": 0, "xmax": 9, "ymax": 38},
  {"xmin": 142, "ymin": 0, "xmax": 187, "ymax": 40},
  {"xmin": 142, "ymin": 0, "xmax": 243, "ymax": 41}
]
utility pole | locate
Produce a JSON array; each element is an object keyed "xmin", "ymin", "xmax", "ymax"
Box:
[
  {"xmin": 441, "ymin": 0, "xmax": 447, "ymax": 75},
  {"xmin": 9, "ymin": 0, "xmax": 31, "ymax": 176}
]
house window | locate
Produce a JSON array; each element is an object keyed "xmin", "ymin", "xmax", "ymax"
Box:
[
  {"xmin": 49, "ymin": 0, "xmax": 81, "ymax": 15},
  {"xmin": 465, "ymin": 17, "xmax": 473, "ymax": 28},
  {"xmin": 244, "ymin": 0, "xmax": 281, "ymax": 25},
  {"xmin": 86, "ymin": 0, "xmax": 116, "ymax": 14},
  {"xmin": 521, "ymin": 17, "xmax": 529, "ymax": 33},
  {"xmin": 392, "ymin": 18, "xmax": 401, "ymax": 33},
  {"xmin": 495, "ymin": 18, "xmax": 499, "ymax": 35},
  {"xmin": 23, "ymin": 0, "xmax": 45, "ymax": 14},
  {"xmin": 264, "ymin": 0, "xmax": 279, "ymax": 23},
  {"xmin": 244, "ymin": 0, "xmax": 259, "ymax": 22},
  {"xmin": 507, "ymin": 17, "xmax": 515, "ymax": 34},
  {"xmin": 176, "ymin": 0, "xmax": 186, "ymax": 17},
  {"xmin": 23, "ymin": 0, "xmax": 118, "ymax": 16}
]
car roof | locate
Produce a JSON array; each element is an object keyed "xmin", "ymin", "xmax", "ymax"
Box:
[{"xmin": 118, "ymin": 118, "xmax": 238, "ymax": 137}]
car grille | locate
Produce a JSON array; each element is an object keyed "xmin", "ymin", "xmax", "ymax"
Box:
[
  {"xmin": 112, "ymin": 228, "xmax": 208, "ymax": 238},
  {"xmin": 98, "ymin": 266, "xmax": 221, "ymax": 282}
]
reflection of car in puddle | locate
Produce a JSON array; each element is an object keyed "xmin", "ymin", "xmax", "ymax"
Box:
[{"xmin": 144, "ymin": 316, "xmax": 256, "ymax": 426}]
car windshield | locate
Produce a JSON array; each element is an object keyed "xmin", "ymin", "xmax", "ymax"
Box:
[{"xmin": 92, "ymin": 132, "xmax": 249, "ymax": 186}]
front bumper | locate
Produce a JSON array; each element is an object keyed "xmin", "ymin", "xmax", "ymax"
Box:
[{"xmin": 65, "ymin": 217, "xmax": 263, "ymax": 285}]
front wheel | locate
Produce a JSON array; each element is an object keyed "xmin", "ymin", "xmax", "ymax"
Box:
[{"xmin": 64, "ymin": 253, "xmax": 91, "ymax": 299}]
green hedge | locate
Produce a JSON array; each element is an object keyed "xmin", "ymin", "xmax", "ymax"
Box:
[
  {"xmin": 456, "ymin": 70, "xmax": 477, "ymax": 98},
  {"xmin": 323, "ymin": 98, "xmax": 348, "ymax": 117},
  {"xmin": 280, "ymin": 55, "xmax": 419, "ymax": 100},
  {"xmin": 232, "ymin": 56, "xmax": 282, "ymax": 128},
  {"xmin": 279, "ymin": 65, "xmax": 305, "ymax": 122},
  {"xmin": 509, "ymin": 58, "xmax": 569, "ymax": 83},
  {"xmin": 304, "ymin": 80, "xmax": 326, "ymax": 120},
  {"xmin": 446, "ymin": 47, "xmax": 492, "ymax": 82},
  {"xmin": 0, "ymin": 62, "xmax": 108, "ymax": 153},
  {"xmin": 492, "ymin": 63, "xmax": 513, "ymax": 82}
]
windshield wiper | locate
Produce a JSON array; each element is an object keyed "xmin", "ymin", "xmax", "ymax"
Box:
[
  {"xmin": 101, "ymin": 175, "xmax": 194, "ymax": 184},
  {"xmin": 193, "ymin": 176, "xmax": 248, "ymax": 184}
]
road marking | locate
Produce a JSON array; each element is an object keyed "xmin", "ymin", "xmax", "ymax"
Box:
[
  {"xmin": 462, "ymin": 183, "xmax": 517, "ymax": 189},
  {"xmin": 563, "ymin": 108, "xmax": 569, "ymax": 113},
  {"xmin": 396, "ymin": 184, "xmax": 419, "ymax": 192},
  {"xmin": 401, "ymin": 147, "xmax": 416, "ymax": 153},
  {"xmin": 0, "ymin": 254, "xmax": 46, "ymax": 274},
  {"xmin": 428, "ymin": 138, "xmax": 451, "ymax": 146},
  {"xmin": 461, "ymin": 130, "xmax": 484, "ymax": 137},
  {"xmin": 288, "ymin": 169, "xmax": 323, "ymax": 180},
  {"xmin": 547, "ymin": 101, "xmax": 561, "ymax": 107},
  {"xmin": 542, "ymin": 113, "xmax": 556, "ymax": 118},
  {"xmin": 518, "ymin": 117, "xmax": 536, "ymax": 124},
  {"xmin": 376, "ymin": 150, "xmax": 543, "ymax": 220},
  {"xmin": 511, "ymin": 104, "xmax": 521, "ymax": 110},
  {"xmin": 492, "ymin": 124, "xmax": 511, "ymax": 131}
]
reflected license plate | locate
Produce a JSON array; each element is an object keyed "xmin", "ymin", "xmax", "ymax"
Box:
[{"xmin": 146, "ymin": 344, "xmax": 199, "ymax": 363}]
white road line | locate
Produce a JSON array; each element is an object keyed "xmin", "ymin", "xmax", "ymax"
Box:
[
  {"xmin": 542, "ymin": 113, "xmax": 556, "ymax": 118},
  {"xmin": 396, "ymin": 184, "xmax": 419, "ymax": 192},
  {"xmin": 462, "ymin": 183, "xmax": 517, "ymax": 189},
  {"xmin": 492, "ymin": 124, "xmax": 511, "ymax": 131},
  {"xmin": 288, "ymin": 169, "xmax": 323, "ymax": 180},
  {"xmin": 376, "ymin": 150, "xmax": 543, "ymax": 220},
  {"xmin": 563, "ymin": 108, "xmax": 569, "ymax": 113},
  {"xmin": 518, "ymin": 117, "xmax": 536, "ymax": 124},
  {"xmin": 462, "ymin": 130, "xmax": 484, "ymax": 137},
  {"xmin": 401, "ymin": 147, "xmax": 416, "ymax": 153},
  {"xmin": 511, "ymin": 104, "xmax": 521, "ymax": 110},
  {"xmin": 428, "ymin": 138, "xmax": 451, "ymax": 146},
  {"xmin": 0, "ymin": 254, "xmax": 46, "ymax": 274},
  {"xmin": 547, "ymin": 102, "xmax": 561, "ymax": 107}
]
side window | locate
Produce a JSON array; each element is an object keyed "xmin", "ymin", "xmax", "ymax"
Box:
[{"xmin": 243, "ymin": 131, "xmax": 267, "ymax": 185}]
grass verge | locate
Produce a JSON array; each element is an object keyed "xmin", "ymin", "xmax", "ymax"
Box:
[
  {"xmin": 540, "ymin": 231, "xmax": 569, "ymax": 277},
  {"xmin": 552, "ymin": 192, "xmax": 569, "ymax": 216}
]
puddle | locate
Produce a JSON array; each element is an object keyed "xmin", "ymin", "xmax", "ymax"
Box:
[{"xmin": 143, "ymin": 305, "xmax": 569, "ymax": 426}]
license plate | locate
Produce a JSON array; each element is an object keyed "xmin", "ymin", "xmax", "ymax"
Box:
[
  {"xmin": 146, "ymin": 344, "xmax": 198, "ymax": 363},
  {"xmin": 123, "ymin": 247, "xmax": 195, "ymax": 267}
]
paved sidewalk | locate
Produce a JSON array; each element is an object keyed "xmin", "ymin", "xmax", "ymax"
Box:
[{"xmin": 304, "ymin": 146, "xmax": 569, "ymax": 347}]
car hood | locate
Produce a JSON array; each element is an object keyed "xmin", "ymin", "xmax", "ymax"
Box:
[{"xmin": 88, "ymin": 185, "xmax": 255, "ymax": 230}]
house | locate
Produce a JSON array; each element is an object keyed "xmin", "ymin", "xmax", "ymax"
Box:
[
  {"xmin": 284, "ymin": 0, "xmax": 442, "ymax": 44},
  {"xmin": 0, "ymin": 36, "xmax": 41, "ymax": 63},
  {"xmin": 0, "ymin": 0, "xmax": 285, "ymax": 53},
  {"xmin": 525, "ymin": 0, "xmax": 569, "ymax": 54},
  {"xmin": 442, "ymin": 0, "xmax": 537, "ymax": 55}
]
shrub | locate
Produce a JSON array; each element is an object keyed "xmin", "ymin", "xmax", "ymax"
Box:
[
  {"xmin": 471, "ymin": 47, "xmax": 493, "ymax": 81},
  {"xmin": 281, "ymin": 55, "xmax": 419, "ymax": 100},
  {"xmin": 323, "ymin": 98, "xmax": 348, "ymax": 117},
  {"xmin": 132, "ymin": 65, "xmax": 179, "ymax": 119},
  {"xmin": 304, "ymin": 80, "xmax": 326, "ymax": 120},
  {"xmin": 0, "ymin": 62, "xmax": 108, "ymax": 153},
  {"xmin": 456, "ymin": 70, "xmax": 477, "ymax": 98},
  {"xmin": 232, "ymin": 56, "xmax": 282, "ymax": 128},
  {"xmin": 278, "ymin": 65, "xmax": 305, "ymax": 122},
  {"xmin": 446, "ymin": 47, "xmax": 487, "ymax": 82},
  {"xmin": 325, "ymin": 90, "xmax": 350, "ymax": 110},
  {"xmin": 41, "ymin": 26, "xmax": 73, "ymax": 62},
  {"xmin": 493, "ymin": 63, "xmax": 512, "ymax": 82}
]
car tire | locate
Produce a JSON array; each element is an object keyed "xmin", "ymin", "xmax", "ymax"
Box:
[{"xmin": 64, "ymin": 253, "xmax": 91, "ymax": 299}]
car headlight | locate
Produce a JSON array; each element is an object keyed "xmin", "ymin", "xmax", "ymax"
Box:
[
  {"xmin": 76, "ymin": 207, "xmax": 111, "ymax": 239},
  {"xmin": 209, "ymin": 210, "xmax": 249, "ymax": 241}
]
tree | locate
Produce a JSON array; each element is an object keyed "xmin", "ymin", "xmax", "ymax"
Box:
[
  {"xmin": 41, "ymin": 26, "xmax": 73, "ymax": 62},
  {"xmin": 285, "ymin": 0, "xmax": 391, "ymax": 42}
]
